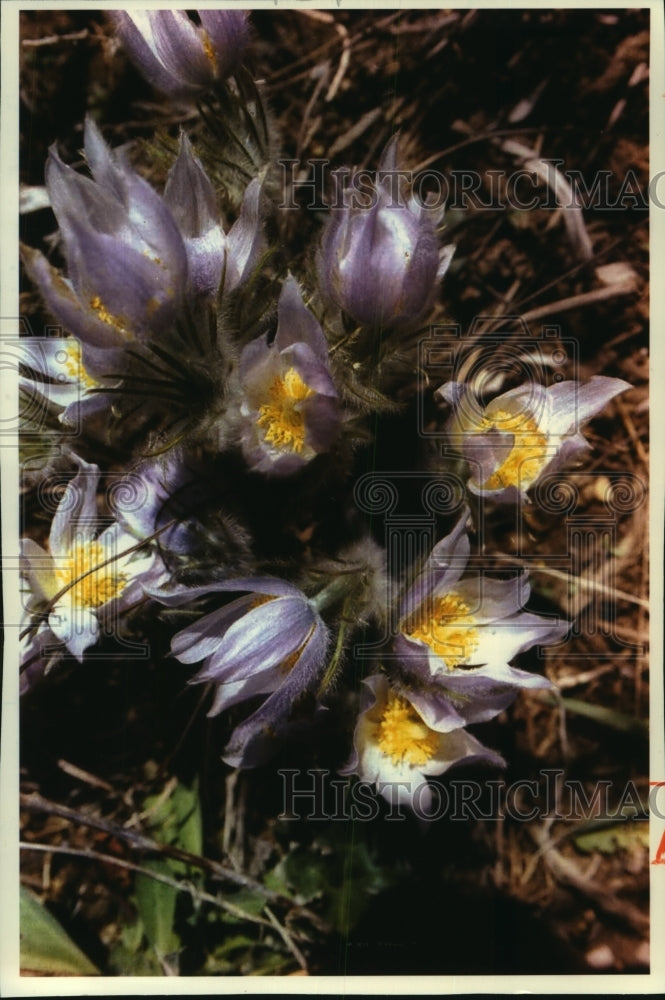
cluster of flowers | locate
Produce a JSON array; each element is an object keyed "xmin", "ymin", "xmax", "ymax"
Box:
[{"xmin": 19, "ymin": 10, "xmax": 630, "ymax": 812}]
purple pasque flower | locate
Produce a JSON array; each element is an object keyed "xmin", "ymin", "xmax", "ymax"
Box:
[
  {"xmin": 394, "ymin": 509, "xmax": 568, "ymax": 731},
  {"xmin": 437, "ymin": 375, "xmax": 631, "ymax": 503},
  {"xmin": 317, "ymin": 135, "xmax": 452, "ymax": 330},
  {"xmin": 153, "ymin": 576, "xmax": 329, "ymax": 766},
  {"xmin": 18, "ymin": 336, "xmax": 117, "ymax": 427},
  {"xmin": 340, "ymin": 674, "xmax": 504, "ymax": 812},
  {"xmin": 110, "ymin": 10, "xmax": 250, "ymax": 99},
  {"xmin": 20, "ymin": 456, "xmax": 167, "ymax": 677},
  {"xmin": 238, "ymin": 275, "xmax": 340, "ymax": 475},
  {"xmin": 22, "ymin": 117, "xmax": 188, "ymax": 353},
  {"xmin": 163, "ymin": 133, "xmax": 265, "ymax": 299}
]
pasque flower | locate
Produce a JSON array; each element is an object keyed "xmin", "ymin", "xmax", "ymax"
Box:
[
  {"xmin": 437, "ymin": 375, "xmax": 631, "ymax": 502},
  {"xmin": 153, "ymin": 577, "xmax": 330, "ymax": 766},
  {"xmin": 238, "ymin": 276, "xmax": 340, "ymax": 475},
  {"xmin": 18, "ymin": 336, "xmax": 115, "ymax": 427},
  {"xmin": 20, "ymin": 456, "xmax": 167, "ymax": 679},
  {"xmin": 341, "ymin": 674, "xmax": 504, "ymax": 812},
  {"xmin": 317, "ymin": 136, "xmax": 452, "ymax": 330},
  {"xmin": 395, "ymin": 509, "xmax": 568, "ymax": 730},
  {"xmin": 22, "ymin": 117, "xmax": 188, "ymax": 353},
  {"xmin": 110, "ymin": 10, "xmax": 250, "ymax": 99},
  {"xmin": 163, "ymin": 133, "xmax": 265, "ymax": 299}
]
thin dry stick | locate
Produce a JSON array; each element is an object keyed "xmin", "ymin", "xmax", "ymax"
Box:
[
  {"xmin": 20, "ymin": 842, "xmax": 273, "ymax": 928},
  {"xmin": 20, "ymin": 791, "xmax": 331, "ymax": 934},
  {"xmin": 20, "ymin": 792, "xmax": 281, "ymax": 900},
  {"xmin": 264, "ymin": 906, "xmax": 308, "ymax": 971},
  {"xmin": 526, "ymin": 824, "xmax": 649, "ymax": 934}
]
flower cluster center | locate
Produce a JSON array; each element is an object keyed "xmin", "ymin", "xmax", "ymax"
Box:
[
  {"xmin": 54, "ymin": 540, "xmax": 128, "ymax": 609},
  {"xmin": 407, "ymin": 592, "xmax": 480, "ymax": 669},
  {"xmin": 376, "ymin": 692, "xmax": 439, "ymax": 766},
  {"xmin": 256, "ymin": 367, "xmax": 314, "ymax": 453},
  {"xmin": 479, "ymin": 408, "xmax": 548, "ymax": 490}
]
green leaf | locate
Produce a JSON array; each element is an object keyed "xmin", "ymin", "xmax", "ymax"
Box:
[
  {"xmin": 538, "ymin": 694, "xmax": 648, "ymax": 739},
  {"xmin": 20, "ymin": 886, "xmax": 100, "ymax": 976},
  {"xmin": 574, "ymin": 819, "xmax": 650, "ymax": 855},
  {"xmin": 218, "ymin": 888, "xmax": 268, "ymax": 924},
  {"xmin": 133, "ymin": 778, "xmax": 203, "ymax": 964},
  {"xmin": 134, "ymin": 862, "xmax": 180, "ymax": 959}
]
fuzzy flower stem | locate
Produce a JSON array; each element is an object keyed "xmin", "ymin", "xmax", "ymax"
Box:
[
  {"xmin": 316, "ymin": 606, "xmax": 354, "ymax": 699},
  {"xmin": 310, "ymin": 576, "xmax": 355, "ymax": 614}
]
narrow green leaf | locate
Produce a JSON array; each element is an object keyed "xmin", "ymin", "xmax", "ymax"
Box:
[
  {"xmin": 134, "ymin": 861, "xmax": 180, "ymax": 958},
  {"xmin": 538, "ymin": 694, "xmax": 648, "ymax": 739},
  {"xmin": 20, "ymin": 886, "xmax": 100, "ymax": 976},
  {"xmin": 574, "ymin": 819, "xmax": 650, "ymax": 855}
]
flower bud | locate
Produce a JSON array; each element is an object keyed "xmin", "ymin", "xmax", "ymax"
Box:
[
  {"xmin": 317, "ymin": 136, "xmax": 450, "ymax": 330},
  {"xmin": 163, "ymin": 133, "xmax": 265, "ymax": 299},
  {"xmin": 22, "ymin": 118, "xmax": 188, "ymax": 352},
  {"xmin": 110, "ymin": 9, "xmax": 249, "ymax": 99}
]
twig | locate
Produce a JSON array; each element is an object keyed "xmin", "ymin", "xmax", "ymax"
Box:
[
  {"xmin": 57, "ymin": 759, "xmax": 113, "ymax": 792},
  {"xmin": 613, "ymin": 395, "xmax": 648, "ymax": 467},
  {"xmin": 265, "ymin": 906, "xmax": 308, "ymax": 971},
  {"xmin": 519, "ymin": 283, "xmax": 637, "ymax": 323},
  {"xmin": 22, "ymin": 30, "xmax": 88, "ymax": 46},
  {"xmin": 326, "ymin": 22, "xmax": 351, "ymax": 102},
  {"xmin": 20, "ymin": 792, "xmax": 283, "ymax": 901},
  {"xmin": 19, "ymin": 842, "xmax": 273, "ymax": 928},
  {"xmin": 526, "ymin": 824, "xmax": 649, "ymax": 934}
]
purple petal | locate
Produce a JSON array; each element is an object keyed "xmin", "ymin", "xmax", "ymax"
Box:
[
  {"xmin": 196, "ymin": 596, "xmax": 314, "ymax": 683},
  {"xmin": 48, "ymin": 601, "xmax": 99, "ymax": 662},
  {"xmin": 274, "ymin": 276, "xmax": 329, "ymax": 361},
  {"xmin": 400, "ymin": 507, "xmax": 470, "ymax": 620},
  {"xmin": 20, "ymin": 538, "xmax": 58, "ymax": 605},
  {"xmin": 449, "ymin": 574, "xmax": 532, "ymax": 621},
  {"xmin": 207, "ymin": 669, "xmax": 279, "ymax": 717},
  {"xmin": 149, "ymin": 11, "xmax": 214, "ymax": 87},
  {"xmin": 198, "ymin": 9, "xmax": 250, "ymax": 77},
  {"xmin": 172, "ymin": 595, "xmax": 254, "ymax": 664},
  {"xmin": 110, "ymin": 12, "xmax": 192, "ymax": 96},
  {"xmin": 222, "ymin": 619, "xmax": 328, "ymax": 768},
  {"xmin": 225, "ymin": 177, "xmax": 265, "ymax": 291},
  {"xmin": 471, "ymin": 613, "xmax": 569, "ymax": 665},
  {"xmin": 66, "ymin": 222, "xmax": 181, "ymax": 336},
  {"xmin": 163, "ymin": 133, "xmax": 218, "ymax": 237},
  {"xmin": 20, "ymin": 246, "xmax": 128, "ymax": 349},
  {"xmin": 546, "ymin": 376, "xmax": 631, "ymax": 436},
  {"xmin": 463, "ymin": 427, "xmax": 515, "ymax": 486},
  {"xmin": 49, "ymin": 457, "xmax": 99, "ymax": 556}
]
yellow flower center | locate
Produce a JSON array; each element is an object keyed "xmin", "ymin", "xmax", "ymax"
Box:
[
  {"xmin": 60, "ymin": 342, "xmax": 98, "ymax": 391},
  {"xmin": 54, "ymin": 540, "xmax": 128, "ymax": 609},
  {"xmin": 478, "ymin": 408, "xmax": 548, "ymax": 490},
  {"xmin": 256, "ymin": 367, "xmax": 315, "ymax": 454},
  {"xmin": 406, "ymin": 592, "xmax": 480, "ymax": 670},
  {"xmin": 90, "ymin": 296, "xmax": 133, "ymax": 340},
  {"xmin": 375, "ymin": 692, "xmax": 439, "ymax": 766}
]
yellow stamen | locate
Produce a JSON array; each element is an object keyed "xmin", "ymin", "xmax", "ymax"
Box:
[
  {"xmin": 256, "ymin": 367, "xmax": 315, "ymax": 454},
  {"xmin": 202, "ymin": 31, "xmax": 218, "ymax": 71},
  {"xmin": 54, "ymin": 540, "xmax": 128, "ymax": 609},
  {"xmin": 90, "ymin": 296, "xmax": 133, "ymax": 340},
  {"xmin": 60, "ymin": 342, "xmax": 98, "ymax": 391},
  {"xmin": 478, "ymin": 408, "xmax": 548, "ymax": 490},
  {"xmin": 375, "ymin": 691, "xmax": 439, "ymax": 766},
  {"xmin": 406, "ymin": 592, "xmax": 480, "ymax": 670}
]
